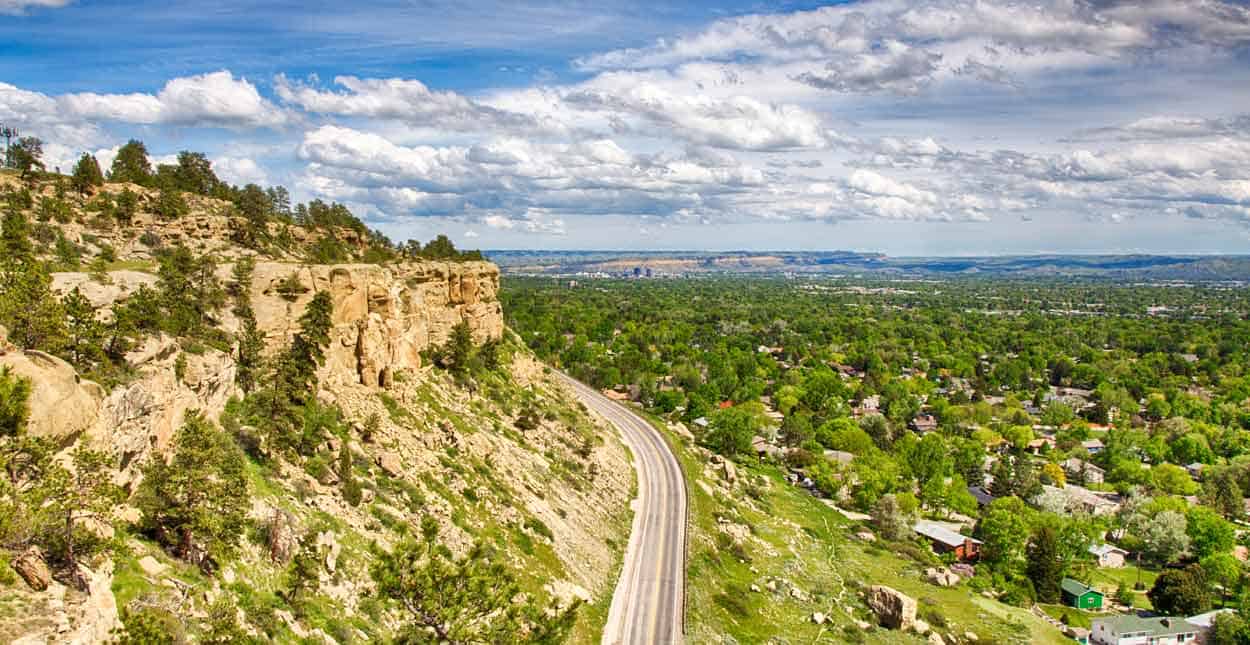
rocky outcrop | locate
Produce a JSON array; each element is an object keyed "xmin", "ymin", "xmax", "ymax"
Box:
[
  {"xmin": 866, "ymin": 585, "xmax": 917, "ymax": 630},
  {"xmin": 13, "ymin": 547, "xmax": 51, "ymax": 591},
  {"xmin": 0, "ymin": 349, "xmax": 106, "ymax": 440},
  {"xmin": 246, "ymin": 261, "xmax": 503, "ymax": 388}
]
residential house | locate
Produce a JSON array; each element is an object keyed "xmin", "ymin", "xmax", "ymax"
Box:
[
  {"xmin": 911, "ymin": 414, "xmax": 939, "ymax": 434},
  {"xmin": 1091, "ymin": 615, "xmax": 1200, "ymax": 645},
  {"xmin": 1027, "ymin": 436, "xmax": 1057, "ymax": 455},
  {"xmin": 1044, "ymin": 484, "xmax": 1122, "ymax": 516},
  {"xmin": 1088, "ymin": 544, "xmax": 1129, "ymax": 568},
  {"xmin": 1186, "ymin": 608, "xmax": 1236, "ymax": 633},
  {"xmin": 1064, "ymin": 458, "xmax": 1106, "ymax": 484},
  {"xmin": 1062, "ymin": 578, "xmax": 1104, "ymax": 610},
  {"xmin": 692, "ymin": 417, "xmax": 710, "ymax": 430},
  {"xmin": 912, "ymin": 520, "xmax": 981, "ymax": 562},
  {"xmin": 968, "ymin": 485, "xmax": 996, "ymax": 508},
  {"xmin": 1082, "ymin": 439, "xmax": 1106, "ymax": 456},
  {"xmin": 1185, "ymin": 463, "xmax": 1205, "ymax": 480}
]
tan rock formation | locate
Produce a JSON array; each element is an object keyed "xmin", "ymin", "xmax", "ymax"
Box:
[
  {"xmin": 0, "ymin": 350, "xmax": 105, "ymax": 440},
  {"xmin": 245, "ymin": 261, "xmax": 503, "ymax": 388},
  {"xmin": 866, "ymin": 585, "xmax": 917, "ymax": 630}
]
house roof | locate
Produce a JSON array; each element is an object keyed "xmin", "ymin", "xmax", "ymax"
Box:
[
  {"xmin": 1061, "ymin": 578, "xmax": 1102, "ymax": 598},
  {"xmin": 1093, "ymin": 615, "xmax": 1197, "ymax": 638},
  {"xmin": 1088, "ymin": 544, "xmax": 1127, "ymax": 558},
  {"xmin": 913, "ymin": 520, "xmax": 981, "ymax": 548},
  {"xmin": 1186, "ymin": 608, "xmax": 1236, "ymax": 629},
  {"xmin": 968, "ymin": 486, "xmax": 995, "ymax": 506},
  {"xmin": 1081, "ymin": 439, "xmax": 1104, "ymax": 449}
]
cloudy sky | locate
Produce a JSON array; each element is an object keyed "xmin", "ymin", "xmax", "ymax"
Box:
[{"xmin": 4, "ymin": 0, "xmax": 1250, "ymax": 254}]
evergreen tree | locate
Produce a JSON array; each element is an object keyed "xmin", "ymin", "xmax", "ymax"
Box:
[
  {"xmin": 136, "ymin": 411, "xmax": 249, "ymax": 570},
  {"xmin": 340, "ymin": 442, "xmax": 362, "ymax": 506},
  {"xmin": 0, "ymin": 260, "xmax": 67, "ymax": 351},
  {"xmin": 0, "ymin": 366, "xmax": 31, "ymax": 438},
  {"xmin": 70, "ymin": 153, "xmax": 104, "ymax": 195},
  {"xmin": 234, "ymin": 302, "xmax": 265, "ymax": 395},
  {"xmin": 1026, "ymin": 525, "xmax": 1065, "ymax": 603},
  {"xmin": 63, "ymin": 287, "xmax": 104, "ymax": 370},
  {"xmin": 43, "ymin": 445, "xmax": 124, "ymax": 590},
  {"xmin": 109, "ymin": 139, "xmax": 153, "ymax": 185},
  {"xmin": 284, "ymin": 530, "xmax": 322, "ymax": 616},
  {"xmin": 156, "ymin": 245, "xmax": 224, "ymax": 336},
  {"xmin": 10, "ymin": 137, "xmax": 44, "ymax": 180},
  {"xmin": 286, "ymin": 290, "xmax": 333, "ymax": 394},
  {"xmin": 372, "ymin": 516, "xmax": 578, "ymax": 644},
  {"xmin": 153, "ymin": 188, "xmax": 188, "ymax": 220},
  {"xmin": 2, "ymin": 206, "xmax": 33, "ymax": 260}
]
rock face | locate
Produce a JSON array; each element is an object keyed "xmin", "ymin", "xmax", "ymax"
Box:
[
  {"xmin": 866, "ymin": 585, "xmax": 917, "ymax": 631},
  {"xmin": 0, "ymin": 349, "xmax": 106, "ymax": 440},
  {"xmin": 247, "ymin": 261, "xmax": 503, "ymax": 388}
]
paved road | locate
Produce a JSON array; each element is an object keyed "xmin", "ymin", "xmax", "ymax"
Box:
[{"xmin": 557, "ymin": 373, "xmax": 686, "ymax": 645}]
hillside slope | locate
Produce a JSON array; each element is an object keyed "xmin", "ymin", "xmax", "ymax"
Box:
[{"xmin": 0, "ymin": 171, "xmax": 633, "ymax": 643}]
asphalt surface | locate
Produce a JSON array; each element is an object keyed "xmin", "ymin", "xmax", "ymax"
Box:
[{"xmin": 557, "ymin": 373, "xmax": 687, "ymax": 645}]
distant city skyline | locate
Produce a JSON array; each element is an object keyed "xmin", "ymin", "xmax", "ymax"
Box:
[{"xmin": 3, "ymin": 0, "xmax": 1250, "ymax": 254}]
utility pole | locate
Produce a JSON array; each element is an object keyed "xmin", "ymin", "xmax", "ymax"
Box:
[{"xmin": 0, "ymin": 124, "xmax": 17, "ymax": 168}]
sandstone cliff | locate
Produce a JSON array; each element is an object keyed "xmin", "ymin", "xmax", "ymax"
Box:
[
  {"xmin": 244, "ymin": 260, "xmax": 503, "ymax": 388},
  {"xmin": 2, "ymin": 254, "xmax": 630, "ymax": 644}
]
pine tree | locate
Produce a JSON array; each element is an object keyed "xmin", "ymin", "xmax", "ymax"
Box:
[
  {"xmin": 372, "ymin": 516, "xmax": 579, "ymax": 644},
  {"xmin": 109, "ymin": 139, "xmax": 153, "ymax": 186},
  {"xmin": 284, "ymin": 530, "xmax": 322, "ymax": 616},
  {"xmin": 10, "ymin": 137, "xmax": 44, "ymax": 180},
  {"xmin": 235, "ymin": 302, "xmax": 265, "ymax": 395},
  {"xmin": 70, "ymin": 153, "xmax": 104, "ymax": 196},
  {"xmin": 1026, "ymin": 525, "xmax": 1064, "ymax": 603},
  {"xmin": 287, "ymin": 290, "xmax": 333, "ymax": 392},
  {"xmin": 339, "ymin": 443, "xmax": 362, "ymax": 506},
  {"xmin": 136, "ymin": 411, "xmax": 249, "ymax": 570},
  {"xmin": 0, "ymin": 260, "xmax": 67, "ymax": 352},
  {"xmin": 63, "ymin": 287, "xmax": 104, "ymax": 370},
  {"xmin": 43, "ymin": 445, "xmax": 124, "ymax": 590}
]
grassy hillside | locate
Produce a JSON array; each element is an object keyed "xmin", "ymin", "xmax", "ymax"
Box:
[{"xmin": 644, "ymin": 414, "xmax": 1072, "ymax": 644}]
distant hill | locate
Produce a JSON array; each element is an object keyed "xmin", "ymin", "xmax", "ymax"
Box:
[{"xmin": 487, "ymin": 250, "xmax": 1250, "ymax": 281}]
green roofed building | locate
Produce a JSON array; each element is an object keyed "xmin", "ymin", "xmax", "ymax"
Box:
[{"xmin": 1061, "ymin": 578, "xmax": 1104, "ymax": 610}]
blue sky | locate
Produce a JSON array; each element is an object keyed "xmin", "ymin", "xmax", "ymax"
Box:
[{"xmin": 4, "ymin": 0, "xmax": 1250, "ymax": 254}]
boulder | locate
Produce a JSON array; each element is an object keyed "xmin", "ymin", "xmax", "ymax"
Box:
[
  {"xmin": 914, "ymin": 619, "xmax": 931, "ymax": 635},
  {"xmin": 0, "ymin": 350, "xmax": 104, "ymax": 439},
  {"xmin": 267, "ymin": 510, "xmax": 298, "ymax": 564},
  {"xmin": 866, "ymin": 585, "xmax": 917, "ymax": 631},
  {"xmin": 964, "ymin": 632, "xmax": 979, "ymax": 642},
  {"xmin": 812, "ymin": 612, "xmax": 827, "ymax": 625},
  {"xmin": 376, "ymin": 451, "xmax": 403, "ymax": 477},
  {"xmin": 928, "ymin": 634, "xmax": 945, "ymax": 645},
  {"xmin": 721, "ymin": 460, "xmax": 737, "ymax": 484},
  {"xmin": 13, "ymin": 546, "xmax": 51, "ymax": 591},
  {"xmin": 138, "ymin": 555, "xmax": 166, "ymax": 577},
  {"xmin": 926, "ymin": 567, "xmax": 960, "ymax": 587}
]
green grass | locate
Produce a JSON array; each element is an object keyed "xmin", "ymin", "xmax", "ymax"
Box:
[
  {"xmin": 645, "ymin": 416, "xmax": 1074, "ymax": 645},
  {"xmin": 1040, "ymin": 603, "xmax": 1095, "ymax": 629},
  {"xmin": 104, "ymin": 259, "xmax": 158, "ymax": 272}
]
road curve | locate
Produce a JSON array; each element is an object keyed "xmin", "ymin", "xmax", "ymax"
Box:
[{"xmin": 556, "ymin": 373, "xmax": 687, "ymax": 645}]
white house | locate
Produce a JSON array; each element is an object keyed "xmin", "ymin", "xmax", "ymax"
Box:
[
  {"xmin": 1088, "ymin": 544, "xmax": 1129, "ymax": 568},
  {"xmin": 1091, "ymin": 615, "xmax": 1200, "ymax": 645}
]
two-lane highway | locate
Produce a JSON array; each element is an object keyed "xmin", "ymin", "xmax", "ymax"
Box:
[{"xmin": 557, "ymin": 373, "xmax": 687, "ymax": 645}]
